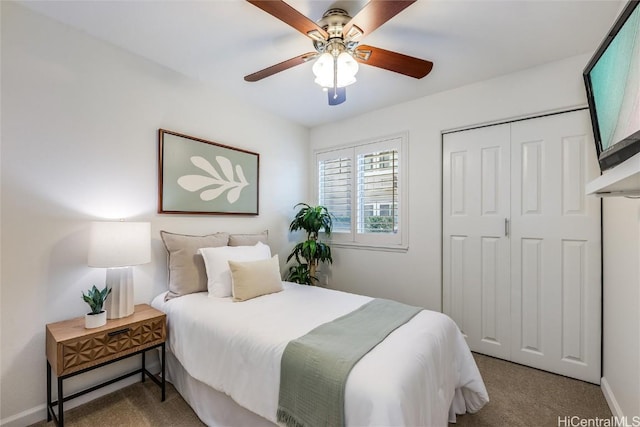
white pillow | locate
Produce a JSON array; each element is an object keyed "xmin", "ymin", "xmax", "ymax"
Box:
[{"xmin": 199, "ymin": 242, "xmax": 271, "ymax": 297}]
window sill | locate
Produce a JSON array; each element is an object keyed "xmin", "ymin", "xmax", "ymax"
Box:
[{"xmin": 329, "ymin": 242, "xmax": 409, "ymax": 253}]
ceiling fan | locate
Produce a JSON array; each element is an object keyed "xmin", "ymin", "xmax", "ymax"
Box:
[{"xmin": 244, "ymin": 0, "xmax": 434, "ymax": 105}]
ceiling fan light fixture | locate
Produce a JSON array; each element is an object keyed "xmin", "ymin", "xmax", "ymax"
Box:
[
  {"xmin": 243, "ymin": 0, "xmax": 434, "ymax": 106},
  {"xmin": 312, "ymin": 52, "xmax": 333, "ymax": 87},
  {"xmin": 312, "ymin": 51, "xmax": 359, "ymax": 88},
  {"xmin": 337, "ymin": 51, "xmax": 359, "ymax": 85}
]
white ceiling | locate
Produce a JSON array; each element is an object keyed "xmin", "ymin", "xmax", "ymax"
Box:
[{"xmin": 20, "ymin": 0, "xmax": 623, "ymax": 128}]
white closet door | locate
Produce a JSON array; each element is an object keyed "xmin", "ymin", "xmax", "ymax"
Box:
[
  {"xmin": 442, "ymin": 109, "xmax": 601, "ymax": 383},
  {"xmin": 443, "ymin": 124, "xmax": 512, "ymax": 360},
  {"xmin": 510, "ymin": 110, "xmax": 601, "ymax": 383}
]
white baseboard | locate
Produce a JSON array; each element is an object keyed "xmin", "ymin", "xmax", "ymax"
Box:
[
  {"xmin": 0, "ymin": 360, "xmax": 160, "ymax": 427},
  {"xmin": 0, "ymin": 403, "xmax": 48, "ymax": 427},
  {"xmin": 601, "ymin": 376, "xmax": 624, "ymax": 419}
]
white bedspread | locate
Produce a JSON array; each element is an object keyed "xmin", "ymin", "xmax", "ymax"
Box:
[{"xmin": 152, "ymin": 283, "xmax": 488, "ymax": 426}]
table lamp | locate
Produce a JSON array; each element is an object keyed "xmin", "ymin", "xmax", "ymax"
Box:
[{"xmin": 88, "ymin": 221, "xmax": 151, "ymax": 319}]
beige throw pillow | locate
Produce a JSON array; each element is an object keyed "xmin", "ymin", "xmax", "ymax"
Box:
[
  {"xmin": 160, "ymin": 231, "xmax": 229, "ymax": 300},
  {"xmin": 229, "ymin": 255, "xmax": 283, "ymax": 302}
]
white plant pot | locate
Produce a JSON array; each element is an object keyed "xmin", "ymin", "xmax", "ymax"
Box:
[{"xmin": 85, "ymin": 310, "xmax": 107, "ymax": 329}]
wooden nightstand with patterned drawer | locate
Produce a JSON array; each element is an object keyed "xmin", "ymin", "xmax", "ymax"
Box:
[{"xmin": 45, "ymin": 304, "xmax": 166, "ymax": 426}]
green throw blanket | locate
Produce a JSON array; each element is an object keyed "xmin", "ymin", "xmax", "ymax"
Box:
[{"xmin": 277, "ymin": 298, "xmax": 422, "ymax": 427}]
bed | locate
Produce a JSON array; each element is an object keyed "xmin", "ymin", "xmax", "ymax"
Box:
[
  {"xmin": 151, "ymin": 282, "xmax": 488, "ymax": 426},
  {"xmin": 152, "ymin": 283, "xmax": 488, "ymax": 426}
]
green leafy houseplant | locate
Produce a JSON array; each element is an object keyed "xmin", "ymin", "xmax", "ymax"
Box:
[
  {"xmin": 286, "ymin": 203, "xmax": 333, "ymax": 285},
  {"xmin": 82, "ymin": 285, "xmax": 112, "ymax": 314}
]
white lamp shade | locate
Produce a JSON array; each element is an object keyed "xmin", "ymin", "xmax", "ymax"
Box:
[
  {"xmin": 337, "ymin": 52, "xmax": 358, "ymax": 86},
  {"xmin": 88, "ymin": 221, "xmax": 151, "ymax": 268},
  {"xmin": 312, "ymin": 52, "xmax": 358, "ymax": 88},
  {"xmin": 312, "ymin": 53, "xmax": 334, "ymax": 87}
]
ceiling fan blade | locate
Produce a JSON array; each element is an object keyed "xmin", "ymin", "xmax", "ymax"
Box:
[
  {"xmin": 244, "ymin": 52, "xmax": 318, "ymax": 82},
  {"xmin": 247, "ymin": 0, "xmax": 329, "ymax": 41},
  {"xmin": 343, "ymin": 0, "xmax": 416, "ymax": 41},
  {"xmin": 328, "ymin": 87, "xmax": 346, "ymax": 105},
  {"xmin": 355, "ymin": 45, "xmax": 433, "ymax": 79}
]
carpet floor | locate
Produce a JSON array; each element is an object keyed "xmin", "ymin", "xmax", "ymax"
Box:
[
  {"xmin": 29, "ymin": 379, "xmax": 205, "ymax": 427},
  {"xmin": 30, "ymin": 353, "xmax": 611, "ymax": 426},
  {"xmin": 454, "ymin": 354, "xmax": 611, "ymax": 426}
]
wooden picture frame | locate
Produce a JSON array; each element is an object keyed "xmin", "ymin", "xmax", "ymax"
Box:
[{"xmin": 158, "ymin": 129, "xmax": 259, "ymax": 215}]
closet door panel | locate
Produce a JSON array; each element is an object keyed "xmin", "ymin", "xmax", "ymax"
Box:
[
  {"xmin": 561, "ymin": 239, "xmax": 588, "ymax": 364},
  {"xmin": 519, "ymin": 237, "xmax": 543, "ymax": 354},
  {"xmin": 510, "ymin": 110, "xmax": 601, "ymax": 383},
  {"xmin": 443, "ymin": 125, "xmax": 511, "ymax": 359}
]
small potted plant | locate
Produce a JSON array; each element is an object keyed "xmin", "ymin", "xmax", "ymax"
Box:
[{"xmin": 82, "ymin": 285, "xmax": 111, "ymax": 329}]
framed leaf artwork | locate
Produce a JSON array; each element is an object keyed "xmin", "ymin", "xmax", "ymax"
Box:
[{"xmin": 158, "ymin": 129, "xmax": 259, "ymax": 215}]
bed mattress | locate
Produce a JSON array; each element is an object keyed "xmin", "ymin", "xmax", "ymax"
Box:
[{"xmin": 151, "ymin": 282, "xmax": 488, "ymax": 426}]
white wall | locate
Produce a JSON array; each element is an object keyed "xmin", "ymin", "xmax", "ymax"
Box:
[
  {"xmin": 601, "ymin": 198, "xmax": 640, "ymax": 419},
  {"xmin": 310, "ymin": 54, "xmax": 590, "ymax": 311},
  {"xmin": 0, "ymin": 2, "xmax": 308, "ymax": 425}
]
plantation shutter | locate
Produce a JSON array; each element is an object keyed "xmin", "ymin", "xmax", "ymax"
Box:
[
  {"xmin": 357, "ymin": 148, "xmax": 398, "ymax": 234},
  {"xmin": 318, "ymin": 149, "xmax": 352, "ymax": 233}
]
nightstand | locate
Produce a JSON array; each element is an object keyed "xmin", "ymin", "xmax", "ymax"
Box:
[{"xmin": 45, "ymin": 304, "xmax": 166, "ymax": 426}]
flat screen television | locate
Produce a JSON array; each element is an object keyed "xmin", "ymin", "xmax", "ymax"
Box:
[{"xmin": 583, "ymin": 0, "xmax": 640, "ymax": 172}]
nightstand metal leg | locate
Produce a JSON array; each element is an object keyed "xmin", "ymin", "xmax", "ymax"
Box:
[
  {"xmin": 47, "ymin": 361, "xmax": 52, "ymax": 422},
  {"xmin": 161, "ymin": 342, "xmax": 166, "ymax": 402},
  {"xmin": 141, "ymin": 351, "xmax": 146, "ymax": 383},
  {"xmin": 57, "ymin": 376, "xmax": 64, "ymax": 426}
]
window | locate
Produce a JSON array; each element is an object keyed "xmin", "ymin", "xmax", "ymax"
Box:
[
  {"xmin": 316, "ymin": 135, "xmax": 407, "ymax": 249},
  {"xmin": 318, "ymin": 150, "xmax": 351, "ymax": 233}
]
